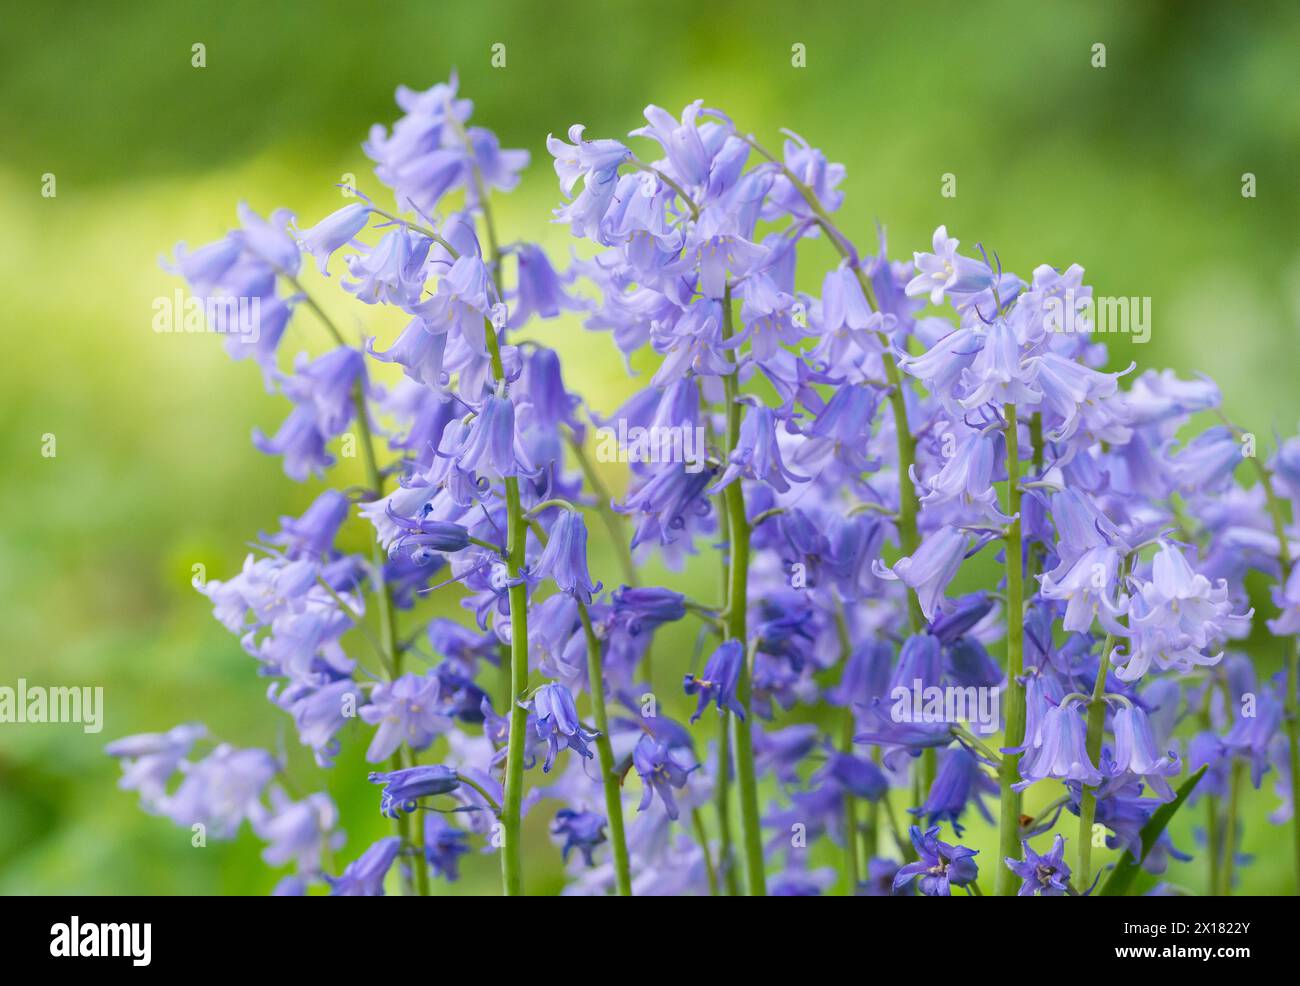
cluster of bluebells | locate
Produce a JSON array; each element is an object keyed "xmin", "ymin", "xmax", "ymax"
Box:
[{"xmin": 107, "ymin": 76, "xmax": 1300, "ymax": 897}]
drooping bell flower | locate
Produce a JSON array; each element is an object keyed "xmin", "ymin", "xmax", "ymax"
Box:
[
  {"xmin": 343, "ymin": 227, "xmax": 432, "ymax": 308},
  {"xmin": 914, "ymin": 746, "xmax": 997, "ymax": 835},
  {"xmin": 1012, "ymin": 701, "xmax": 1102, "ymax": 790},
  {"xmin": 456, "ymin": 394, "xmax": 523, "ymax": 479},
  {"xmin": 528, "ymin": 683, "xmax": 598, "ymax": 773},
  {"xmin": 551, "ymin": 809, "xmax": 608, "ymax": 866},
  {"xmin": 535, "ymin": 510, "xmax": 602, "ymax": 605},
  {"xmin": 710, "ymin": 401, "xmax": 808, "ymax": 494},
  {"xmin": 632, "ymin": 733, "xmax": 695, "ymax": 821},
  {"xmin": 367, "ymin": 764, "xmax": 460, "ymax": 818},
  {"xmin": 684, "ymin": 639, "xmax": 747, "ymax": 722},
  {"xmin": 424, "ymin": 814, "xmax": 471, "ymax": 881},
  {"xmin": 826, "ymin": 751, "xmax": 888, "ymax": 801},
  {"xmin": 1110, "ymin": 703, "xmax": 1181, "ymax": 799},
  {"xmin": 295, "ymin": 202, "xmax": 371, "ymax": 275},
  {"xmin": 328, "ymin": 836, "xmax": 403, "ymax": 896},
  {"xmin": 874, "ymin": 525, "xmax": 969, "ymax": 622}
]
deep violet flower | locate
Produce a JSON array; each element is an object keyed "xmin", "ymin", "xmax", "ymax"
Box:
[
  {"xmin": 1005, "ymin": 835, "xmax": 1072, "ymax": 896},
  {"xmin": 528, "ymin": 683, "xmax": 598, "ymax": 773},
  {"xmin": 368, "ymin": 765, "xmax": 461, "ymax": 818},
  {"xmin": 684, "ymin": 639, "xmax": 747, "ymax": 721},
  {"xmin": 893, "ymin": 825, "xmax": 980, "ymax": 896}
]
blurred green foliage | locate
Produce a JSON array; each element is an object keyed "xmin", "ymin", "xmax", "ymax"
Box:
[{"xmin": 2, "ymin": 0, "xmax": 1298, "ymax": 894}]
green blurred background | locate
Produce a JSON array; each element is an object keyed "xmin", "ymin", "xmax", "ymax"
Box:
[{"xmin": 2, "ymin": 0, "xmax": 1299, "ymax": 894}]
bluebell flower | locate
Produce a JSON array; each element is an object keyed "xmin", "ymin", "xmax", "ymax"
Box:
[
  {"xmin": 1115, "ymin": 542, "xmax": 1251, "ymax": 681},
  {"xmin": 161, "ymin": 744, "xmax": 279, "ymax": 838},
  {"xmin": 519, "ymin": 346, "xmax": 581, "ymax": 432},
  {"xmin": 368, "ymin": 315, "xmax": 449, "ymax": 390},
  {"xmin": 255, "ymin": 791, "xmax": 341, "ymax": 875},
  {"xmin": 905, "ymin": 226, "xmax": 994, "ymax": 305},
  {"xmin": 763, "ymin": 131, "xmax": 844, "ymax": 220},
  {"xmin": 826, "ymin": 751, "xmax": 888, "ymax": 801},
  {"xmin": 552, "ymin": 809, "xmax": 608, "ymax": 866},
  {"xmin": 535, "ymin": 510, "xmax": 602, "ymax": 604},
  {"xmin": 263, "ymin": 490, "xmax": 350, "ymax": 560},
  {"xmin": 1005, "ymin": 834, "xmax": 1072, "ymax": 896},
  {"xmin": 547, "ymin": 123, "xmax": 631, "ymax": 197},
  {"xmin": 105, "ymin": 722, "xmax": 206, "ymax": 810},
  {"xmin": 295, "ymin": 202, "xmax": 371, "ymax": 275},
  {"xmin": 1013, "ymin": 701, "xmax": 1101, "ymax": 789},
  {"xmin": 958, "ymin": 318, "xmax": 1039, "ymax": 409},
  {"xmin": 1111, "ymin": 704, "xmax": 1181, "ymax": 799},
  {"xmin": 236, "ymin": 203, "xmax": 300, "ymax": 275},
  {"xmin": 630, "ymin": 101, "xmax": 720, "ymax": 189},
  {"xmin": 457, "ymin": 394, "xmax": 524, "ymax": 479},
  {"xmin": 944, "ymin": 636, "xmax": 1004, "ymax": 689},
  {"xmin": 1037, "ymin": 489, "xmax": 1130, "ymax": 635},
  {"xmin": 529, "ymin": 683, "xmax": 598, "ymax": 773},
  {"xmin": 888, "ymin": 633, "xmax": 944, "ymax": 694},
  {"xmin": 415, "ymin": 253, "xmax": 498, "ymax": 357},
  {"xmin": 892, "ymin": 825, "xmax": 980, "ymax": 896},
  {"xmin": 365, "ymin": 76, "xmax": 527, "ymax": 217},
  {"xmin": 914, "ymin": 747, "xmax": 997, "ymax": 834},
  {"xmin": 710, "ymin": 402, "xmax": 807, "ymax": 494},
  {"xmin": 633, "ymin": 733, "xmax": 694, "ymax": 820},
  {"xmin": 1223, "ymin": 688, "xmax": 1284, "ymax": 787},
  {"xmin": 875, "ymin": 525, "xmax": 968, "ymax": 622},
  {"xmin": 251, "ymin": 404, "xmax": 332, "ymax": 481},
  {"xmin": 424, "ymin": 814, "xmax": 471, "ymax": 881},
  {"xmin": 861, "ymin": 857, "xmax": 909, "ymax": 896},
  {"xmin": 828, "ymin": 640, "xmax": 892, "ymax": 708},
  {"xmin": 283, "ymin": 346, "xmax": 366, "ymax": 436},
  {"xmin": 360, "ymin": 671, "xmax": 453, "ymax": 763},
  {"xmin": 329, "ymin": 836, "xmax": 403, "ymax": 896},
  {"xmin": 608, "ymin": 585, "xmax": 686, "ymax": 638},
  {"xmin": 917, "ymin": 430, "xmax": 1011, "ymax": 522},
  {"xmin": 684, "ymin": 639, "xmax": 747, "ymax": 722},
  {"xmin": 386, "ymin": 507, "xmax": 472, "ymax": 566},
  {"xmin": 343, "ymin": 227, "xmax": 432, "ymax": 308},
  {"xmin": 368, "ymin": 764, "xmax": 461, "ymax": 818},
  {"xmin": 1171, "ymin": 425, "xmax": 1243, "ymax": 494}
]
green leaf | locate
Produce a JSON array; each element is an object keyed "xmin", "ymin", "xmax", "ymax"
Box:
[{"xmin": 1097, "ymin": 764, "xmax": 1208, "ymax": 897}]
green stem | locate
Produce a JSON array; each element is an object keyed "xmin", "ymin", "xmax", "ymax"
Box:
[
  {"xmin": 692, "ymin": 808, "xmax": 720, "ymax": 895},
  {"xmin": 710, "ymin": 464, "xmax": 740, "ymax": 897},
  {"xmin": 995, "ymin": 404, "xmax": 1026, "ymax": 895},
  {"xmin": 1206, "ymin": 796, "xmax": 1222, "ymax": 895},
  {"xmin": 715, "ymin": 711, "xmax": 740, "ymax": 896},
  {"xmin": 475, "ymin": 304, "xmax": 530, "ymax": 895},
  {"xmin": 1247, "ymin": 450, "xmax": 1300, "ymax": 894},
  {"xmin": 833, "ymin": 602, "xmax": 860, "ymax": 892},
  {"xmin": 1220, "ymin": 759, "xmax": 1244, "ymax": 895},
  {"xmin": 1077, "ymin": 632, "xmax": 1116, "ymax": 889},
  {"xmin": 721, "ymin": 286, "xmax": 765, "ymax": 896},
  {"xmin": 577, "ymin": 599, "xmax": 633, "ymax": 895}
]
